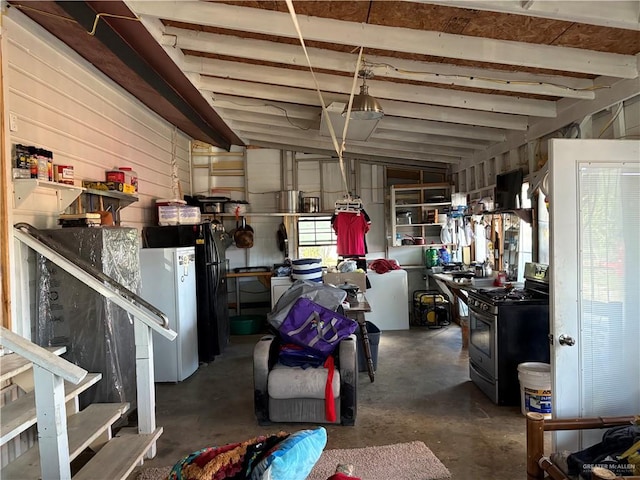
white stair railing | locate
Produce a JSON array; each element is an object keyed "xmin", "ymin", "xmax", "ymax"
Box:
[
  {"xmin": 12, "ymin": 223, "xmax": 177, "ymax": 460},
  {"xmin": 1, "ymin": 327, "xmax": 87, "ymax": 480}
]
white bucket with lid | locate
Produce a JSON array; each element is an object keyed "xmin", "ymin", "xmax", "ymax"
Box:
[{"xmin": 518, "ymin": 362, "xmax": 552, "ymax": 419}]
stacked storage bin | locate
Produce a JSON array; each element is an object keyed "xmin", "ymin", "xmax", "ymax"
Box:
[{"xmin": 291, "ymin": 258, "xmax": 323, "ymax": 282}]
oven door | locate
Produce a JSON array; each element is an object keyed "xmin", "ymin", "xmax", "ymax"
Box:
[{"xmin": 468, "ymin": 305, "xmax": 496, "ymax": 380}]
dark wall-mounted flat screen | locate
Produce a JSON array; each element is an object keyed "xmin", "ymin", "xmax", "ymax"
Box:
[{"xmin": 495, "ymin": 169, "xmax": 523, "ymax": 210}]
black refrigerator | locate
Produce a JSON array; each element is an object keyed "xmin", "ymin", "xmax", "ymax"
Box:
[{"xmin": 142, "ymin": 223, "xmax": 229, "ymax": 362}]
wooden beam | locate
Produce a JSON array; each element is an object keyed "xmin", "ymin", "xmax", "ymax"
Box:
[
  {"xmin": 200, "ymin": 78, "xmax": 530, "ymax": 130},
  {"xmin": 166, "ymin": 26, "xmax": 595, "ymax": 99},
  {"xmin": 526, "ymin": 412, "xmax": 545, "ymax": 480},
  {"xmin": 33, "ymin": 366, "xmax": 72, "ymax": 479},
  {"xmin": 184, "ymin": 56, "xmax": 558, "ymax": 117},
  {"xmin": 134, "ymin": 321, "xmax": 157, "ymax": 459},
  {"xmin": 0, "ymin": 21, "xmax": 11, "ymax": 330},
  {"xmin": 127, "ymin": 1, "xmax": 638, "ymax": 78},
  {"xmin": 243, "ymin": 132, "xmax": 462, "ymax": 164},
  {"xmin": 459, "ymin": 77, "xmax": 640, "ymax": 170},
  {"xmin": 234, "ymin": 123, "xmax": 474, "ymax": 157},
  {"xmin": 216, "ymin": 100, "xmax": 507, "ymax": 142}
]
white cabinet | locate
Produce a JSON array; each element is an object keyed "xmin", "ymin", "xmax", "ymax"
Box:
[
  {"xmin": 270, "ymin": 276, "xmax": 294, "ymax": 308},
  {"xmin": 365, "ymin": 269, "xmax": 410, "ymax": 330},
  {"xmin": 390, "ymin": 183, "xmax": 452, "ymax": 247}
]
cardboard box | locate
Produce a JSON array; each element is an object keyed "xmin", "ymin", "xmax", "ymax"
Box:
[
  {"xmin": 54, "ymin": 165, "xmax": 74, "ymax": 185},
  {"xmin": 83, "ymin": 180, "xmax": 136, "ymax": 194},
  {"xmin": 323, "ymin": 272, "xmax": 367, "ymax": 291},
  {"xmin": 158, "ymin": 205, "xmax": 179, "ymax": 225}
]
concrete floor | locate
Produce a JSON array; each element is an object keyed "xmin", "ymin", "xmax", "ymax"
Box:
[{"xmin": 134, "ymin": 325, "xmax": 534, "ymax": 479}]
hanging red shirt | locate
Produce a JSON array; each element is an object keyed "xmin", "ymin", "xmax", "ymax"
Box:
[{"xmin": 333, "ymin": 212, "xmax": 370, "ymax": 256}]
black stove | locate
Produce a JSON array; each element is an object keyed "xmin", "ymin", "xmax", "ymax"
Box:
[
  {"xmin": 469, "ymin": 265, "xmax": 549, "ymax": 314},
  {"xmin": 468, "ymin": 262, "xmax": 551, "ymax": 406}
]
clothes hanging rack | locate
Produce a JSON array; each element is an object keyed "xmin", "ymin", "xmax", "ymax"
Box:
[{"xmin": 335, "ymin": 195, "xmax": 362, "ymax": 214}]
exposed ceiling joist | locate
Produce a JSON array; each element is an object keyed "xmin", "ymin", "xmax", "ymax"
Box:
[
  {"xmin": 243, "ymin": 132, "xmax": 462, "ymax": 164},
  {"xmin": 371, "ymin": 129, "xmax": 490, "ymax": 150},
  {"xmin": 183, "ymin": 55, "xmax": 558, "ymax": 117},
  {"xmin": 163, "ymin": 26, "xmax": 596, "ymax": 99},
  {"xmin": 459, "ymin": 77, "xmax": 640, "ymax": 169},
  {"xmin": 376, "ymin": 116, "xmax": 506, "ymax": 142},
  {"xmin": 128, "ymin": 0, "xmax": 638, "ymax": 78},
  {"xmin": 199, "ymin": 77, "xmax": 530, "ymax": 131},
  {"xmin": 255, "ymin": 141, "xmax": 451, "ymax": 169},
  {"xmin": 15, "ymin": 1, "xmax": 636, "ymax": 173},
  {"xmin": 213, "ymin": 96, "xmax": 508, "ymax": 142},
  {"xmin": 232, "ymin": 121, "xmax": 474, "ymax": 158}
]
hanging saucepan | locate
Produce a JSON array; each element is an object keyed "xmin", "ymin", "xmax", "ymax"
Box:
[
  {"xmin": 214, "ymin": 220, "xmax": 234, "ymax": 249},
  {"xmin": 234, "ymin": 215, "xmax": 254, "ymax": 248}
]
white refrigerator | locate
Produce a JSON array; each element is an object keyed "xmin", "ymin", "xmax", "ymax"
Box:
[{"xmin": 139, "ymin": 247, "xmax": 199, "ymax": 382}]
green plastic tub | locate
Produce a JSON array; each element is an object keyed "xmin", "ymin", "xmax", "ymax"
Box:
[{"xmin": 230, "ymin": 315, "xmax": 265, "ymax": 335}]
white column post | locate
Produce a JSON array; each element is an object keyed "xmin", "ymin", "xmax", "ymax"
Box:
[
  {"xmin": 33, "ymin": 365, "xmax": 71, "ymax": 480},
  {"xmin": 134, "ymin": 318, "xmax": 157, "ymax": 459}
]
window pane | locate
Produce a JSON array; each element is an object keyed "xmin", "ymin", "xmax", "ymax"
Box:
[
  {"xmin": 579, "ymin": 164, "xmax": 640, "ymax": 417},
  {"xmin": 298, "ymin": 216, "xmax": 338, "ymax": 266},
  {"xmin": 298, "ymin": 216, "xmax": 336, "ymax": 246}
]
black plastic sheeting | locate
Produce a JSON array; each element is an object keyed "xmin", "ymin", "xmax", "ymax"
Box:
[{"xmin": 36, "ymin": 227, "xmax": 140, "ymax": 410}]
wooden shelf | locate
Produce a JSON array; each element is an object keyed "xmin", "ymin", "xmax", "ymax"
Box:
[
  {"xmin": 395, "ymin": 223, "xmax": 445, "ymax": 227},
  {"xmin": 390, "ymin": 183, "xmax": 453, "ymax": 249},
  {"xmin": 392, "ymin": 182, "xmax": 450, "ymax": 191},
  {"xmin": 13, "ymin": 179, "xmax": 84, "ymax": 212},
  {"xmin": 395, "ymin": 202, "xmax": 451, "ymax": 208}
]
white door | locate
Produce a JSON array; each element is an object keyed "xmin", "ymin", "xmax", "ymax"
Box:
[{"xmin": 549, "ymin": 139, "xmax": 640, "ymax": 452}]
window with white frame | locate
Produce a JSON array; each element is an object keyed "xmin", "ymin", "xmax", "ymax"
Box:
[{"xmin": 297, "ymin": 216, "xmax": 338, "ymax": 267}]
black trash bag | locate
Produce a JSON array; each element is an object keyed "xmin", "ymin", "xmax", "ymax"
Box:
[{"xmin": 567, "ymin": 425, "xmax": 640, "ymax": 478}]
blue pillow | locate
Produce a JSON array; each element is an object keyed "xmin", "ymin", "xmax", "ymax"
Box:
[{"xmin": 251, "ymin": 427, "xmax": 327, "ymax": 480}]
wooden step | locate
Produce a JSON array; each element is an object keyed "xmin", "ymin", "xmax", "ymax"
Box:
[
  {"xmin": 0, "ymin": 373, "xmax": 102, "ymax": 445},
  {"xmin": 0, "ymin": 347, "xmax": 66, "ymax": 384},
  {"xmin": 1, "ymin": 402, "xmax": 130, "ymax": 480},
  {"xmin": 73, "ymin": 427, "xmax": 163, "ymax": 480}
]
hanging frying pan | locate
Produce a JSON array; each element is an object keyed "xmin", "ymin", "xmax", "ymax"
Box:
[
  {"xmin": 277, "ymin": 223, "xmax": 289, "ymax": 258},
  {"xmin": 233, "ymin": 213, "xmax": 254, "ymax": 248}
]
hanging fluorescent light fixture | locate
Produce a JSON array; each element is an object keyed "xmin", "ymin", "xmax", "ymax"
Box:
[{"xmin": 342, "ymin": 69, "xmax": 384, "ymax": 121}]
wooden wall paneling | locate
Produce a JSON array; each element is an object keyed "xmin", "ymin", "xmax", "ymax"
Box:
[
  {"xmin": 1, "ymin": 22, "xmax": 11, "ymax": 329},
  {"xmin": 6, "ymin": 14, "xmax": 191, "ymax": 231}
]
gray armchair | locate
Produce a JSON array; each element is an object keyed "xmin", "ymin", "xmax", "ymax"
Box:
[{"xmin": 253, "ymin": 334, "xmax": 357, "ymax": 426}]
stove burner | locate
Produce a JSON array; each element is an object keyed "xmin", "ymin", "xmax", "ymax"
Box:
[{"xmin": 476, "ymin": 288, "xmax": 537, "ymax": 302}]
